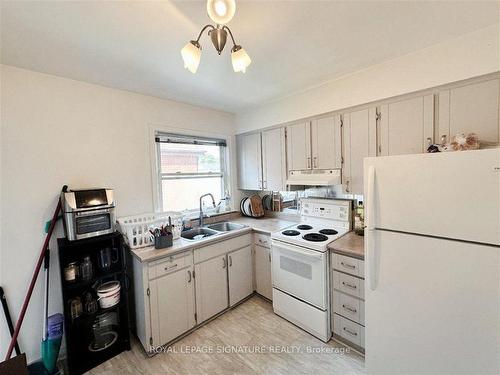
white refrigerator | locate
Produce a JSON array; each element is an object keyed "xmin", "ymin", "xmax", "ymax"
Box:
[{"xmin": 363, "ymin": 148, "xmax": 500, "ymax": 375}]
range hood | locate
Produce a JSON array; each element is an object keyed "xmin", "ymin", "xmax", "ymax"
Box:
[{"xmin": 286, "ymin": 169, "xmax": 342, "ymax": 186}]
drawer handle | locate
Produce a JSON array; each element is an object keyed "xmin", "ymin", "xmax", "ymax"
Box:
[
  {"xmin": 343, "ymin": 327, "xmax": 358, "ymax": 336},
  {"xmin": 341, "ymin": 262, "xmax": 356, "ymax": 269},
  {"xmin": 259, "ymin": 239, "xmax": 268, "ymax": 245},
  {"xmin": 342, "ymin": 281, "xmax": 357, "ymax": 290},
  {"xmin": 342, "ymin": 304, "xmax": 357, "ymax": 313},
  {"xmin": 165, "ymin": 264, "xmax": 178, "ymax": 271},
  {"xmin": 187, "ymin": 270, "xmax": 192, "ymax": 283}
]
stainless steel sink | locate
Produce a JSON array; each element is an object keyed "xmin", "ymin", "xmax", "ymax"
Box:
[
  {"xmin": 181, "ymin": 227, "xmax": 219, "ymax": 241},
  {"xmin": 206, "ymin": 222, "xmax": 246, "ymax": 232}
]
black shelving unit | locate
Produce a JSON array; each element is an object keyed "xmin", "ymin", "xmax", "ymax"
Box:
[{"xmin": 58, "ymin": 232, "xmax": 131, "ymax": 375}]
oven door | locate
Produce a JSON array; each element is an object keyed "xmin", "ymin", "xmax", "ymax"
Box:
[
  {"xmin": 271, "ymin": 239, "xmax": 327, "ymax": 309},
  {"xmin": 66, "ymin": 208, "xmax": 115, "ymax": 240}
]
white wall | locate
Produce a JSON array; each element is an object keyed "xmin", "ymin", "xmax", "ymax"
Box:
[
  {"xmin": 236, "ymin": 25, "xmax": 500, "ymax": 133},
  {"xmin": 0, "ymin": 65, "xmax": 235, "ymax": 361}
]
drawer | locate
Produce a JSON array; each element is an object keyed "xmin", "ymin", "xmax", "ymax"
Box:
[
  {"xmin": 254, "ymin": 233, "xmax": 271, "ymax": 248},
  {"xmin": 149, "ymin": 251, "xmax": 193, "ymax": 280},
  {"xmin": 194, "ymin": 234, "xmax": 252, "ymax": 263},
  {"xmin": 333, "ymin": 290, "xmax": 365, "ymax": 325},
  {"xmin": 333, "ymin": 253, "xmax": 364, "ymax": 278},
  {"xmin": 333, "ymin": 313, "xmax": 365, "ymax": 348},
  {"xmin": 333, "ymin": 271, "xmax": 364, "ymax": 299}
]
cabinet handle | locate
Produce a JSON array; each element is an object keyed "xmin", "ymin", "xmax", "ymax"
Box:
[
  {"xmin": 164, "ymin": 264, "xmax": 178, "ymax": 271},
  {"xmin": 307, "ymin": 157, "xmax": 311, "ymax": 169},
  {"xmin": 268, "ymin": 252, "xmax": 271, "ymax": 262},
  {"xmin": 313, "ymin": 156, "xmax": 318, "ymax": 169},
  {"xmin": 341, "ymin": 262, "xmax": 356, "ymax": 270},
  {"xmin": 342, "ymin": 304, "xmax": 357, "ymax": 314},
  {"xmin": 441, "ymin": 135, "xmax": 447, "ymax": 145},
  {"xmin": 187, "ymin": 270, "xmax": 192, "ymax": 283},
  {"xmin": 228, "ymin": 255, "xmax": 232, "ymax": 267},
  {"xmin": 343, "ymin": 327, "xmax": 358, "ymax": 336},
  {"xmin": 342, "ymin": 281, "xmax": 357, "ymax": 290},
  {"xmin": 345, "ymin": 180, "xmax": 350, "ymax": 193},
  {"xmin": 426, "ymin": 137, "xmax": 433, "ymax": 146},
  {"xmin": 222, "ymin": 257, "xmax": 226, "ymax": 269}
]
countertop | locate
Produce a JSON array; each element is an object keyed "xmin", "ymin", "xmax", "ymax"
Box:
[
  {"xmin": 130, "ymin": 216, "xmax": 297, "ymax": 263},
  {"xmin": 230, "ymin": 216, "xmax": 297, "ymax": 234},
  {"xmin": 328, "ymin": 231, "xmax": 365, "ymax": 260}
]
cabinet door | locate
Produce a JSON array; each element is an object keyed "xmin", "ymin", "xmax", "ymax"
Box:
[
  {"xmin": 237, "ymin": 133, "xmax": 262, "ymax": 190},
  {"xmin": 342, "ymin": 108, "xmax": 377, "ymax": 195},
  {"xmin": 254, "ymin": 244, "xmax": 272, "ymax": 300},
  {"xmin": 195, "ymin": 256, "xmax": 229, "ymax": 323},
  {"xmin": 262, "ymin": 128, "xmax": 286, "ymax": 191},
  {"xmin": 228, "ymin": 246, "xmax": 253, "ymax": 306},
  {"xmin": 151, "ymin": 266, "xmax": 195, "ymax": 346},
  {"xmin": 379, "ymin": 95, "xmax": 434, "ymax": 156},
  {"xmin": 286, "ymin": 122, "xmax": 311, "ymax": 171},
  {"xmin": 438, "ymin": 79, "xmax": 499, "ymax": 145},
  {"xmin": 311, "ymin": 116, "xmax": 342, "ymax": 169}
]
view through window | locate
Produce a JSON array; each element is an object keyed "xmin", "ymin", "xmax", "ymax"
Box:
[{"xmin": 156, "ymin": 133, "xmax": 227, "ymax": 212}]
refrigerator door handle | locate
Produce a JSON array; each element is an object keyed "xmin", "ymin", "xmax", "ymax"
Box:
[
  {"xmin": 366, "ymin": 165, "xmax": 376, "ymax": 231},
  {"xmin": 366, "ymin": 165, "xmax": 379, "ymax": 291}
]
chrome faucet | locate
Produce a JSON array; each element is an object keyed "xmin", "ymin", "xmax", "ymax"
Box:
[{"xmin": 199, "ymin": 193, "xmax": 216, "ymax": 227}]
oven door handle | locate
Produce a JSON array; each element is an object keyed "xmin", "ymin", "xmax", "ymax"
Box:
[{"xmin": 273, "ymin": 242, "xmax": 324, "ymax": 260}]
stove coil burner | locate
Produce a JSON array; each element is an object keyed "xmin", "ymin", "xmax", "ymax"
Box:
[
  {"xmin": 282, "ymin": 230, "xmax": 301, "ymax": 236},
  {"xmin": 319, "ymin": 229, "xmax": 338, "ymax": 235},
  {"xmin": 302, "ymin": 233, "xmax": 329, "ymax": 242},
  {"xmin": 297, "ymin": 224, "xmax": 313, "ymax": 230}
]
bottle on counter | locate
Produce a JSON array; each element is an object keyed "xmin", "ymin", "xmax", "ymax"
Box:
[{"xmin": 354, "ymin": 201, "xmax": 365, "ymax": 236}]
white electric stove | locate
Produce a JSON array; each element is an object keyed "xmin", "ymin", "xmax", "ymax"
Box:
[{"xmin": 271, "ymin": 198, "xmax": 353, "ymax": 342}]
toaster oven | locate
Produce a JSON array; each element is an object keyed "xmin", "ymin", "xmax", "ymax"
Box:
[{"xmin": 61, "ymin": 188, "xmax": 116, "ymax": 241}]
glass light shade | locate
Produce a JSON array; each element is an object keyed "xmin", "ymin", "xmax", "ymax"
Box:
[
  {"xmin": 231, "ymin": 47, "xmax": 251, "ymax": 73},
  {"xmin": 207, "ymin": 0, "xmax": 236, "ymax": 25},
  {"xmin": 181, "ymin": 41, "xmax": 201, "ymax": 74}
]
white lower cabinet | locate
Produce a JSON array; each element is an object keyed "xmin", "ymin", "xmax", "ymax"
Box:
[
  {"xmin": 254, "ymin": 244, "xmax": 272, "ymax": 300},
  {"xmin": 150, "ymin": 266, "xmax": 196, "ymax": 346},
  {"xmin": 228, "ymin": 246, "xmax": 254, "ymax": 306},
  {"xmin": 195, "ymin": 255, "xmax": 229, "ymax": 323},
  {"xmin": 331, "ymin": 252, "xmax": 365, "ymax": 351}
]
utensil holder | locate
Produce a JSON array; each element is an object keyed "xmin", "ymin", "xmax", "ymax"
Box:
[{"xmin": 154, "ymin": 234, "xmax": 173, "ymax": 249}]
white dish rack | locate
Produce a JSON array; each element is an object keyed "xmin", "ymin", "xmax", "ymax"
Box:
[{"xmin": 117, "ymin": 212, "xmax": 183, "ymax": 249}]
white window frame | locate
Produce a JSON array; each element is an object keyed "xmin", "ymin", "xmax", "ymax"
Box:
[{"xmin": 149, "ymin": 125, "xmax": 233, "ymax": 215}]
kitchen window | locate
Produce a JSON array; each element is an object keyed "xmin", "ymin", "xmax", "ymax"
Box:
[{"xmin": 155, "ymin": 132, "xmax": 229, "ymax": 213}]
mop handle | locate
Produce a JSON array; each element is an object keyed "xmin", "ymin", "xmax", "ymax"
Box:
[
  {"xmin": 42, "ymin": 249, "xmax": 50, "ymax": 342},
  {"xmin": 4, "ymin": 187, "xmax": 65, "ymax": 360}
]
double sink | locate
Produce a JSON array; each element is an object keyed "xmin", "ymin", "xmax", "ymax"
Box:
[{"xmin": 181, "ymin": 222, "xmax": 246, "ymax": 241}]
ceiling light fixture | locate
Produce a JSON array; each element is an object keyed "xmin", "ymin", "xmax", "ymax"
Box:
[{"xmin": 181, "ymin": 0, "xmax": 251, "ymax": 74}]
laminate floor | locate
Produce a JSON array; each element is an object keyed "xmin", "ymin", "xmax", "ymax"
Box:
[{"xmin": 87, "ymin": 295, "xmax": 366, "ymax": 375}]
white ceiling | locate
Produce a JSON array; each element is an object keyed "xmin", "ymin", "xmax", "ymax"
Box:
[{"xmin": 1, "ymin": 1, "xmax": 498, "ymax": 113}]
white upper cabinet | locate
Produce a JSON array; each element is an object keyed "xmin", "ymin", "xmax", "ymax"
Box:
[
  {"xmin": 379, "ymin": 95, "xmax": 434, "ymax": 156},
  {"xmin": 262, "ymin": 128, "xmax": 286, "ymax": 191},
  {"xmin": 342, "ymin": 108, "xmax": 377, "ymax": 195},
  {"xmin": 286, "ymin": 116, "xmax": 341, "ymax": 173},
  {"xmin": 237, "ymin": 132, "xmax": 262, "ymax": 190},
  {"xmin": 286, "ymin": 122, "xmax": 311, "ymax": 170},
  {"xmin": 311, "ymin": 116, "xmax": 342, "ymax": 169},
  {"xmin": 438, "ymin": 79, "xmax": 499, "ymax": 145}
]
